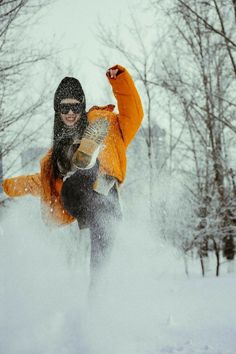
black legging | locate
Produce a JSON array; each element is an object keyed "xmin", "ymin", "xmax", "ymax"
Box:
[{"xmin": 61, "ymin": 161, "xmax": 122, "ymax": 273}]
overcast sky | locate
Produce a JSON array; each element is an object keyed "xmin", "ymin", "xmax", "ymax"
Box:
[{"xmin": 29, "ymin": 0, "xmax": 143, "ymax": 106}]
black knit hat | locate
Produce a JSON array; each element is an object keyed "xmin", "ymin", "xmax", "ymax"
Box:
[{"xmin": 54, "ymin": 77, "xmax": 86, "ymax": 112}]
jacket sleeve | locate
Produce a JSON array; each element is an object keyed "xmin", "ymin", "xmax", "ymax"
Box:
[
  {"xmin": 107, "ymin": 64, "xmax": 144, "ymax": 147},
  {"xmin": 2, "ymin": 173, "xmax": 42, "ymax": 198}
]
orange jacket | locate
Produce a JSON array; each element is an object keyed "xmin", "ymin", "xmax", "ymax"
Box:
[{"xmin": 2, "ymin": 65, "xmax": 144, "ymax": 226}]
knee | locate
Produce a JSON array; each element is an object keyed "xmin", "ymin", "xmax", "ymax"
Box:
[
  {"xmin": 61, "ymin": 174, "xmax": 95, "ymax": 219},
  {"xmin": 61, "ymin": 176, "xmax": 84, "ymax": 216}
]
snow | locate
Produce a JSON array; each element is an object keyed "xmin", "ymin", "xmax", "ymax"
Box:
[{"xmin": 0, "ymin": 198, "xmax": 236, "ymax": 354}]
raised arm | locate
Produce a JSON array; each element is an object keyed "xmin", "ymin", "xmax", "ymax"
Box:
[
  {"xmin": 107, "ymin": 64, "xmax": 144, "ymax": 147},
  {"xmin": 2, "ymin": 173, "xmax": 42, "ymax": 197}
]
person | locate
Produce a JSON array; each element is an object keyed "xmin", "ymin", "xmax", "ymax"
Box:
[{"xmin": 2, "ymin": 64, "xmax": 144, "ymax": 281}]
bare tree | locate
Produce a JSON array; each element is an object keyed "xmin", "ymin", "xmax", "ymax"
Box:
[
  {"xmin": 151, "ymin": 0, "xmax": 236, "ymax": 275},
  {"xmin": 0, "ymin": 0, "xmax": 56, "ymax": 173}
]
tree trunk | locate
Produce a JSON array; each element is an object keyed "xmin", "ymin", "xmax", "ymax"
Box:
[
  {"xmin": 212, "ymin": 238, "xmax": 220, "ymax": 276},
  {"xmin": 199, "ymin": 253, "xmax": 205, "ymax": 277},
  {"xmin": 184, "ymin": 254, "xmax": 189, "ymax": 277}
]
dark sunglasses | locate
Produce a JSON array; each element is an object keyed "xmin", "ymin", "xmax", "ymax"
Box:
[{"xmin": 59, "ymin": 103, "xmax": 82, "ymax": 114}]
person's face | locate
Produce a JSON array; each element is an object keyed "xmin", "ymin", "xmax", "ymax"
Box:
[{"xmin": 60, "ymin": 98, "xmax": 81, "ymax": 127}]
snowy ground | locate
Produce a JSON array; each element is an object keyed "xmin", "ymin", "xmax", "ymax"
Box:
[{"xmin": 0, "ymin": 198, "xmax": 236, "ymax": 354}]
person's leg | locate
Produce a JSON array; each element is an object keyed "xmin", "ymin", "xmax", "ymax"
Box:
[
  {"xmin": 61, "ymin": 164, "xmax": 122, "ymax": 285},
  {"xmin": 90, "ymin": 214, "xmax": 113, "ymax": 270},
  {"xmin": 89, "ymin": 186, "xmax": 122, "ymax": 285},
  {"xmin": 60, "ymin": 161, "xmax": 99, "ymax": 227}
]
